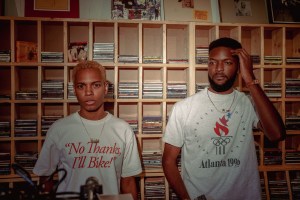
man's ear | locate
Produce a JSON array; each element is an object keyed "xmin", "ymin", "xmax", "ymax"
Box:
[
  {"xmin": 73, "ymin": 85, "xmax": 77, "ymax": 96},
  {"xmin": 104, "ymin": 81, "xmax": 109, "ymax": 95}
]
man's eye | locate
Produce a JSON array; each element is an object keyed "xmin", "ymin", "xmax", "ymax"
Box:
[
  {"xmin": 76, "ymin": 84, "xmax": 84, "ymax": 89},
  {"xmin": 93, "ymin": 83, "xmax": 102, "ymax": 88},
  {"xmin": 208, "ymin": 60, "xmax": 216, "ymax": 65},
  {"xmin": 225, "ymin": 61, "xmax": 233, "ymax": 65}
]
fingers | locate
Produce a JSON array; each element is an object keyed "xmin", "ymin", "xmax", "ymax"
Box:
[
  {"xmin": 231, "ymin": 49, "xmax": 254, "ymax": 81},
  {"xmin": 231, "ymin": 48, "xmax": 250, "ymax": 59},
  {"xmin": 231, "ymin": 49, "xmax": 252, "ymax": 66}
]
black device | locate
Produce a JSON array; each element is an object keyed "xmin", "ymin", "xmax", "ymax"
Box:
[{"xmin": 8, "ymin": 163, "xmax": 102, "ymax": 200}]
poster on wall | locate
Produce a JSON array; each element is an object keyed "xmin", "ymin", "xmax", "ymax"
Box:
[
  {"xmin": 219, "ymin": 0, "xmax": 268, "ymax": 23},
  {"xmin": 266, "ymin": 0, "xmax": 300, "ymax": 23},
  {"xmin": 111, "ymin": 0, "xmax": 162, "ymax": 20}
]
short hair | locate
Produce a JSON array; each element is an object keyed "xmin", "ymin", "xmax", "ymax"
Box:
[
  {"xmin": 209, "ymin": 37, "xmax": 242, "ymax": 52},
  {"xmin": 72, "ymin": 60, "xmax": 106, "ymax": 83}
]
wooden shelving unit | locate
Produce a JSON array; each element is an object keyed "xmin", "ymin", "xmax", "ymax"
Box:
[{"xmin": 0, "ymin": 16, "xmax": 299, "ymax": 200}]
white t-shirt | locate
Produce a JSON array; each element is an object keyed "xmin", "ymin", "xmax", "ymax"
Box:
[
  {"xmin": 33, "ymin": 112, "xmax": 142, "ymax": 195},
  {"xmin": 163, "ymin": 88, "xmax": 261, "ymax": 200}
]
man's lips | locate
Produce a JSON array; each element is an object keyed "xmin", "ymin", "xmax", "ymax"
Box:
[
  {"xmin": 85, "ymin": 100, "xmax": 95, "ymax": 105},
  {"xmin": 213, "ymin": 74, "xmax": 227, "ymax": 81}
]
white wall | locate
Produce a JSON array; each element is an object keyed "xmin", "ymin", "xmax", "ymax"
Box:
[
  {"xmin": 4, "ymin": 0, "xmax": 263, "ymax": 24},
  {"xmin": 79, "ymin": 0, "xmax": 111, "ymax": 20}
]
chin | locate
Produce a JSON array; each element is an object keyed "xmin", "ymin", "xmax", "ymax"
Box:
[
  {"xmin": 214, "ymin": 81, "xmax": 226, "ymax": 86},
  {"xmin": 84, "ymin": 106, "xmax": 101, "ymax": 112},
  {"xmin": 209, "ymin": 75, "xmax": 236, "ymax": 93}
]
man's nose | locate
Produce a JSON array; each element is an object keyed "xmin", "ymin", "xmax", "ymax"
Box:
[
  {"xmin": 216, "ymin": 61, "xmax": 224, "ymax": 72},
  {"xmin": 85, "ymin": 85, "xmax": 93, "ymax": 95}
]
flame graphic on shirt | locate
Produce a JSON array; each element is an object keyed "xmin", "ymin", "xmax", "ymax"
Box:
[{"xmin": 214, "ymin": 115, "xmax": 229, "ymax": 136}]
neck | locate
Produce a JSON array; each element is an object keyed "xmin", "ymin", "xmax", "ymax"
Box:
[
  {"xmin": 208, "ymin": 87, "xmax": 234, "ymax": 95},
  {"xmin": 79, "ymin": 110, "xmax": 107, "ymax": 120}
]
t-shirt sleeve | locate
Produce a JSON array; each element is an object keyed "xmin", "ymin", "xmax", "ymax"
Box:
[
  {"xmin": 247, "ymin": 95, "xmax": 260, "ymax": 129},
  {"xmin": 121, "ymin": 128, "xmax": 142, "ymax": 177},
  {"xmin": 33, "ymin": 128, "xmax": 60, "ymax": 176},
  {"xmin": 163, "ymin": 102, "xmax": 185, "ymax": 147}
]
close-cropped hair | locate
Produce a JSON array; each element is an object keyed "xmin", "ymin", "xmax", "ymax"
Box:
[
  {"xmin": 209, "ymin": 37, "xmax": 242, "ymax": 52},
  {"xmin": 72, "ymin": 60, "xmax": 106, "ymax": 82}
]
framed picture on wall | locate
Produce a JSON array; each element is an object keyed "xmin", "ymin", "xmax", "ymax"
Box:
[
  {"xmin": 25, "ymin": 0, "xmax": 79, "ymax": 18},
  {"xmin": 266, "ymin": 0, "xmax": 300, "ymax": 23},
  {"xmin": 111, "ymin": 0, "xmax": 162, "ymax": 20},
  {"xmin": 218, "ymin": 0, "xmax": 268, "ymax": 24}
]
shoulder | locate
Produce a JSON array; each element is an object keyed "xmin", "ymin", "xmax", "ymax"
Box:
[
  {"xmin": 46, "ymin": 113, "xmax": 78, "ymax": 136},
  {"xmin": 106, "ymin": 113, "xmax": 132, "ymax": 130},
  {"xmin": 235, "ymin": 90, "xmax": 252, "ymax": 103},
  {"xmin": 107, "ymin": 113, "xmax": 128, "ymax": 124},
  {"xmin": 174, "ymin": 89, "xmax": 206, "ymax": 108},
  {"xmin": 105, "ymin": 113, "xmax": 136, "ymax": 141},
  {"xmin": 52, "ymin": 113, "xmax": 78, "ymax": 127},
  {"xmin": 234, "ymin": 90, "xmax": 256, "ymax": 111}
]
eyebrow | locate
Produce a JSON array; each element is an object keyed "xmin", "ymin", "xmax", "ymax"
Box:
[
  {"xmin": 208, "ymin": 58, "xmax": 234, "ymax": 61},
  {"xmin": 75, "ymin": 80, "xmax": 102, "ymax": 85}
]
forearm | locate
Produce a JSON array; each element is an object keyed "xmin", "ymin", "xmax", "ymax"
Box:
[
  {"xmin": 120, "ymin": 176, "xmax": 138, "ymax": 200},
  {"xmin": 247, "ymin": 83, "xmax": 286, "ymax": 141},
  {"xmin": 233, "ymin": 48, "xmax": 286, "ymax": 142},
  {"xmin": 163, "ymin": 159, "xmax": 190, "ymax": 199}
]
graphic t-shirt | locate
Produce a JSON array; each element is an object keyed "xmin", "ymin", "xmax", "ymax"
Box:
[
  {"xmin": 33, "ymin": 112, "xmax": 142, "ymax": 194},
  {"xmin": 163, "ymin": 88, "xmax": 261, "ymax": 200}
]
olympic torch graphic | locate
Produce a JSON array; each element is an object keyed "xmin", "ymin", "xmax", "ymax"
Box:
[{"xmin": 212, "ymin": 115, "xmax": 232, "ymax": 155}]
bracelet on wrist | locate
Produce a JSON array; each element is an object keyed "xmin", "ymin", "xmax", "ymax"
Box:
[{"xmin": 246, "ymin": 79, "xmax": 259, "ymax": 88}]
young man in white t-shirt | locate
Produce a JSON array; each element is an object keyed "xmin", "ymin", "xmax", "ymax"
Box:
[
  {"xmin": 33, "ymin": 61, "xmax": 142, "ymax": 199},
  {"xmin": 162, "ymin": 37, "xmax": 286, "ymax": 200}
]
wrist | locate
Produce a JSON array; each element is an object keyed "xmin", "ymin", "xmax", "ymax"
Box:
[{"xmin": 246, "ymin": 79, "xmax": 260, "ymax": 88}]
